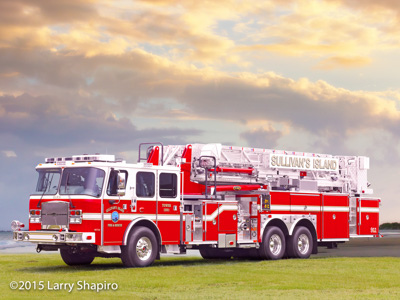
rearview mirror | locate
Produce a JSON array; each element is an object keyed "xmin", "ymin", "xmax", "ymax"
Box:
[{"xmin": 117, "ymin": 172, "xmax": 126, "ymax": 189}]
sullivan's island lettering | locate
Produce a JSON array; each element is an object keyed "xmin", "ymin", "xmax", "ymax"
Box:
[{"xmin": 270, "ymin": 154, "xmax": 338, "ymax": 171}]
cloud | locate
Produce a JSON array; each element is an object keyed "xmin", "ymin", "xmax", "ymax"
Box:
[
  {"xmin": 315, "ymin": 56, "xmax": 372, "ymax": 69},
  {"xmin": 2, "ymin": 0, "xmax": 399, "ymax": 69},
  {"xmin": 0, "ymin": 0, "xmax": 248, "ymax": 64},
  {"xmin": 240, "ymin": 126, "xmax": 283, "ymax": 149},
  {"xmin": 2, "ymin": 150, "xmax": 17, "ymax": 158},
  {"xmin": 1, "ymin": 44, "xmax": 399, "ymax": 143},
  {"xmin": 178, "ymin": 73, "xmax": 400, "ymax": 139},
  {"xmin": 0, "ymin": 93, "xmax": 203, "ymax": 152},
  {"xmin": 329, "ymin": 0, "xmax": 400, "ymax": 15},
  {"xmin": 233, "ymin": 0, "xmax": 400, "ymax": 70}
]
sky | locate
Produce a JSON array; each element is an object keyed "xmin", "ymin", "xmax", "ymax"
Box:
[{"xmin": 1, "ymin": 0, "xmax": 400, "ymax": 230}]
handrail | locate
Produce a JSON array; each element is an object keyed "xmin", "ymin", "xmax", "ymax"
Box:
[
  {"xmin": 137, "ymin": 142, "xmax": 164, "ymax": 166},
  {"xmin": 198, "ymin": 155, "xmax": 217, "ymax": 199}
]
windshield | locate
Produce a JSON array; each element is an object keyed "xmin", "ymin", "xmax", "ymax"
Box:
[
  {"xmin": 60, "ymin": 167, "xmax": 105, "ymax": 197},
  {"xmin": 33, "ymin": 169, "xmax": 61, "ymax": 195}
]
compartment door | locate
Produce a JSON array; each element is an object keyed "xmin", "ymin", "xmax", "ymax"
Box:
[
  {"xmin": 290, "ymin": 193, "xmax": 321, "ymax": 238},
  {"xmin": 204, "ymin": 201, "xmax": 219, "ymax": 241},
  {"xmin": 357, "ymin": 198, "xmax": 380, "ymax": 236},
  {"xmin": 322, "ymin": 194, "xmax": 349, "ymax": 239},
  {"xmin": 218, "ymin": 201, "xmax": 238, "ymax": 233}
]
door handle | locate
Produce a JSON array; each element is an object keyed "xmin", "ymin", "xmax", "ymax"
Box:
[{"xmin": 130, "ymin": 197, "xmax": 137, "ymax": 212}]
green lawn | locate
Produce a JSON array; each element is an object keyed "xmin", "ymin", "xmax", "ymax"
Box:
[{"xmin": 1, "ymin": 254, "xmax": 400, "ymax": 299}]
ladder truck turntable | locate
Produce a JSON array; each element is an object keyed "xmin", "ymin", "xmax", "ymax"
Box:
[{"xmin": 12, "ymin": 142, "xmax": 381, "ymax": 267}]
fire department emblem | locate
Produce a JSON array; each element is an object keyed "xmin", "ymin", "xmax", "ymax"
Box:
[{"xmin": 111, "ymin": 211, "xmax": 119, "ymax": 223}]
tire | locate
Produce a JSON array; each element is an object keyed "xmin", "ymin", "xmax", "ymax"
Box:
[
  {"xmin": 287, "ymin": 226, "xmax": 313, "ymax": 259},
  {"xmin": 121, "ymin": 227, "xmax": 158, "ymax": 267},
  {"xmin": 259, "ymin": 226, "xmax": 286, "ymax": 260},
  {"xmin": 60, "ymin": 248, "xmax": 95, "ymax": 266}
]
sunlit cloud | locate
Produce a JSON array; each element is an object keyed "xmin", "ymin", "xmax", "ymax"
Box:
[{"xmin": 315, "ymin": 56, "xmax": 372, "ymax": 69}]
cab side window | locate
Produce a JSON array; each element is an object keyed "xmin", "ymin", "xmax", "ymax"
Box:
[
  {"xmin": 136, "ymin": 172, "xmax": 155, "ymax": 197},
  {"xmin": 107, "ymin": 170, "xmax": 128, "ymax": 196},
  {"xmin": 159, "ymin": 173, "xmax": 177, "ymax": 198}
]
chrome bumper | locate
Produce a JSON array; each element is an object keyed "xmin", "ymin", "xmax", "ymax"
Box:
[{"xmin": 13, "ymin": 231, "xmax": 96, "ymax": 244}]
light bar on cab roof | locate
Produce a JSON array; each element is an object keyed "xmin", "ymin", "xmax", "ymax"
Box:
[
  {"xmin": 45, "ymin": 154, "xmax": 116, "ymax": 163},
  {"xmin": 72, "ymin": 154, "xmax": 116, "ymax": 162},
  {"xmin": 45, "ymin": 157, "xmax": 73, "ymax": 163}
]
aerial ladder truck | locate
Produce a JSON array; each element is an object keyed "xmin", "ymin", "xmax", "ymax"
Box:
[{"xmin": 12, "ymin": 142, "xmax": 380, "ymax": 267}]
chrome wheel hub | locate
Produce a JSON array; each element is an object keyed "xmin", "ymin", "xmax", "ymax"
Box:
[
  {"xmin": 136, "ymin": 237, "xmax": 152, "ymax": 261},
  {"xmin": 269, "ymin": 234, "xmax": 282, "ymax": 255},
  {"xmin": 297, "ymin": 233, "xmax": 310, "ymax": 254}
]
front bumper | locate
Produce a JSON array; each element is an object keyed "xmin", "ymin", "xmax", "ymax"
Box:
[{"xmin": 13, "ymin": 231, "xmax": 96, "ymax": 244}]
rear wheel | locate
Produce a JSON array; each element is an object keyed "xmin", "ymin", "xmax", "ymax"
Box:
[
  {"xmin": 60, "ymin": 248, "xmax": 95, "ymax": 266},
  {"xmin": 121, "ymin": 227, "xmax": 158, "ymax": 267},
  {"xmin": 287, "ymin": 226, "xmax": 313, "ymax": 259},
  {"xmin": 259, "ymin": 226, "xmax": 286, "ymax": 260}
]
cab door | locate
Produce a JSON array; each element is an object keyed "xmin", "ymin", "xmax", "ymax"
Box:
[
  {"xmin": 103, "ymin": 169, "xmax": 132, "ymax": 245},
  {"xmin": 156, "ymin": 171, "xmax": 181, "ymax": 243},
  {"xmin": 134, "ymin": 170, "xmax": 157, "ymax": 217}
]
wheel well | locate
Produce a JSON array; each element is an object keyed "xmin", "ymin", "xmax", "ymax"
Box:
[
  {"xmin": 264, "ymin": 219, "xmax": 289, "ymax": 240},
  {"xmin": 124, "ymin": 219, "xmax": 162, "ymax": 256},
  {"xmin": 294, "ymin": 219, "xmax": 318, "ymax": 254}
]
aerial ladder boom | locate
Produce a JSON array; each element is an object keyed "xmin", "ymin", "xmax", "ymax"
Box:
[{"xmin": 156, "ymin": 143, "xmax": 371, "ymax": 196}]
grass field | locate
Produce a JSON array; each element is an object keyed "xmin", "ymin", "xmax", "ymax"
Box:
[{"xmin": 1, "ymin": 254, "xmax": 400, "ymax": 299}]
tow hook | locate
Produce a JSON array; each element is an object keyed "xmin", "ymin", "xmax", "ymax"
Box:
[{"xmin": 36, "ymin": 245, "xmax": 42, "ymax": 253}]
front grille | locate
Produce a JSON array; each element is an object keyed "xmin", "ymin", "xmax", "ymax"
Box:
[{"xmin": 41, "ymin": 201, "xmax": 69, "ymax": 229}]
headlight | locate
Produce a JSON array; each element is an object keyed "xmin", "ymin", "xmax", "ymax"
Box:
[{"xmin": 11, "ymin": 220, "xmax": 25, "ymax": 231}]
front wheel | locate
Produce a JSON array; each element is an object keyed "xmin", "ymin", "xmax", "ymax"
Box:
[
  {"xmin": 60, "ymin": 248, "xmax": 95, "ymax": 266},
  {"xmin": 121, "ymin": 227, "xmax": 158, "ymax": 267},
  {"xmin": 259, "ymin": 226, "xmax": 286, "ymax": 260},
  {"xmin": 287, "ymin": 226, "xmax": 313, "ymax": 259}
]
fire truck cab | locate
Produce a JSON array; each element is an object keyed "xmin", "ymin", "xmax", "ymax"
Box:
[{"xmin": 12, "ymin": 142, "xmax": 381, "ymax": 267}]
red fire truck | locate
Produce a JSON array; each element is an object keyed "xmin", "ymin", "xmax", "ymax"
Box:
[{"xmin": 12, "ymin": 142, "xmax": 380, "ymax": 267}]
